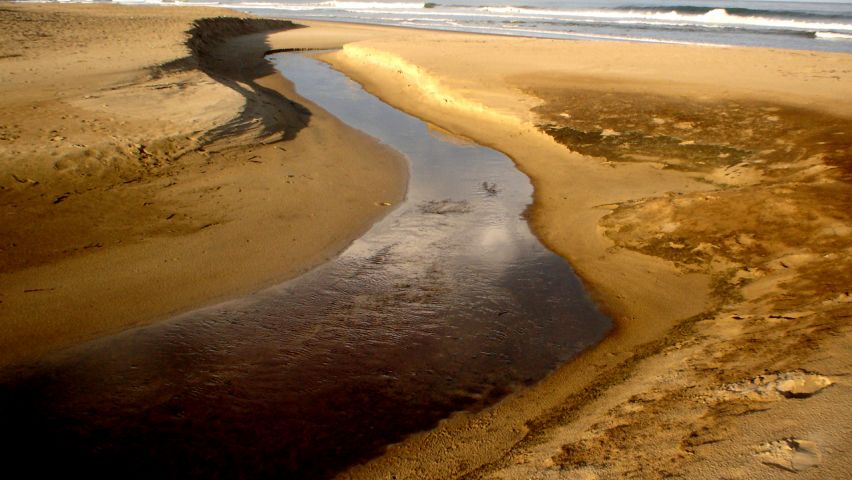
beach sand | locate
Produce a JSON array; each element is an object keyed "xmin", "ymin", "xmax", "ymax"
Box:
[
  {"xmin": 1, "ymin": 4, "xmax": 850, "ymax": 479},
  {"xmin": 0, "ymin": 5, "xmax": 407, "ymax": 367}
]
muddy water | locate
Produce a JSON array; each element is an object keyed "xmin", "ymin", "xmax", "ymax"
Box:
[{"xmin": 0, "ymin": 55, "xmax": 610, "ymax": 479}]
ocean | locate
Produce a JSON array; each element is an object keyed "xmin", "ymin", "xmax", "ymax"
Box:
[{"xmin": 111, "ymin": 0, "xmax": 852, "ymax": 52}]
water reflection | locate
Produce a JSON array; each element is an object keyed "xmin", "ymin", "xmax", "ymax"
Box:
[{"xmin": 0, "ymin": 54, "xmax": 610, "ymax": 479}]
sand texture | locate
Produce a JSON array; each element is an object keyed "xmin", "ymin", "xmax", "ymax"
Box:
[
  {"xmin": 1, "ymin": 5, "xmax": 850, "ymax": 479},
  {"xmin": 0, "ymin": 5, "xmax": 406, "ymax": 367}
]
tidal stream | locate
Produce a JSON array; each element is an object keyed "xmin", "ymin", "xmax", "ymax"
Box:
[{"xmin": 0, "ymin": 54, "xmax": 610, "ymax": 479}]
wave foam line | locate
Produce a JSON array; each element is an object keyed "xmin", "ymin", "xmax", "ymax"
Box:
[
  {"xmin": 226, "ymin": 2, "xmax": 852, "ymax": 33},
  {"xmin": 816, "ymin": 31, "xmax": 852, "ymax": 41},
  {"xmin": 477, "ymin": 7, "xmax": 852, "ymax": 32},
  {"xmin": 444, "ymin": 22, "xmax": 726, "ymax": 47}
]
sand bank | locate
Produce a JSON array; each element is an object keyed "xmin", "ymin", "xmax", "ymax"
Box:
[
  {"xmin": 0, "ymin": 5, "xmax": 407, "ymax": 367},
  {"xmin": 272, "ymin": 23, "xmax": 851, "ymax": 479}
]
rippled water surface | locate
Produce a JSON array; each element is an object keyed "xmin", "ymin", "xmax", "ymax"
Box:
[{"xmin": 0, "ymin": 54, "xmax": 610, "ymax": 479}]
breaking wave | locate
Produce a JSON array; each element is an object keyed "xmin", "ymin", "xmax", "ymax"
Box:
[
  {"xmin": 815, "ymin": 31, "xmax": 852, "ymax": 41},
  {"xmin": 475, "ymin": 7, "xmax": 852, "ymax": 32}
]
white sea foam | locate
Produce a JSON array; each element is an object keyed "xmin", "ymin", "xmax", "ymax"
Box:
[
  {"xmin": 60, "ymin": 0, "xmax": 852, "ymax": 35},
  {"xmin": 815, "ymin": 31, "xmax": 852, "ymax": 41},
  {"xmin": 476, "ymin": 7, "xmax": 852, "ymax": 32},
  {"xmin": 47, "ymin": 0, "xmax": 850, "ymax": 51},
  {"xmin": 226, "ymin": 2, "xmax": 852, "ymax": 34}
]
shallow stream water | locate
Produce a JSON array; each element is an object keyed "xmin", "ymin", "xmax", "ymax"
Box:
[{"xmin": 0, "ymin": 54, "xmax": 610, "ymax": 478}]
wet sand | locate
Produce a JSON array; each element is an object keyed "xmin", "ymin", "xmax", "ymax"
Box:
[{"xmin": 1, "ymin": 4, "xmax": 851, "ymax": 479}]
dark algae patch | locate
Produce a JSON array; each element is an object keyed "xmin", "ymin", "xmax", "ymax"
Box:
[
  {"xmin": 543, "ymin": 124, "xmax": 749, "ymax": 171},
  {"xmin": 531, "ymin": 86, "xmax": 851, "ymax": 179}
]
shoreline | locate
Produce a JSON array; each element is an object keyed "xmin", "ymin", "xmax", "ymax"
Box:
[
  {"xmin": 1, "ymin": 4, "xmax": 850, "ymax": 479},
  {"xmin": 213, "ymin": 2, "xmax": 852, "ymax": 55}
]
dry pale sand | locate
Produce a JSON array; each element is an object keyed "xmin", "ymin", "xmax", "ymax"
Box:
[
  {"xmin": 1, "ymin": 4, "xmax": 850, "ymax": 479},
  {"xmin": 0, "ymin": 5, "xmax": 407, "ymax": 367}
]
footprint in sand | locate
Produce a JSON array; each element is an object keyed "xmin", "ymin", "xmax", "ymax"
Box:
[{"xmin": 756, "ymin": 438, "xmax": 821, "ymax": 472}]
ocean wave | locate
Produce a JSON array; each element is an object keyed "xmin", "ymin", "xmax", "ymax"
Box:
[
  {"xmin": 407, "ymin": 20, "xmax": 726, "ymax": 47},
  {"xmin": 616, "ymin": 5, "xmax": 849, "ymax": 21},
  {"xmin": 816, "ymin": 31, "xmax": 852, "ymax": 41},
  {"xmin": 474, "ymin": 7, "xmax": 852, "ymax": 32},
  {"xmin": 214, "ymin": 0, "xmax": 852, "ymax": 35}
]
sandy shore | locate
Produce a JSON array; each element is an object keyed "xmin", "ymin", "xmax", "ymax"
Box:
[
  {"xmin": 0, "ymin": 5, "xmax": 406, "ymax": 367},
  {"xmin": 1, "ymin": 4, "xmax": 850, "ymax": 479}
]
